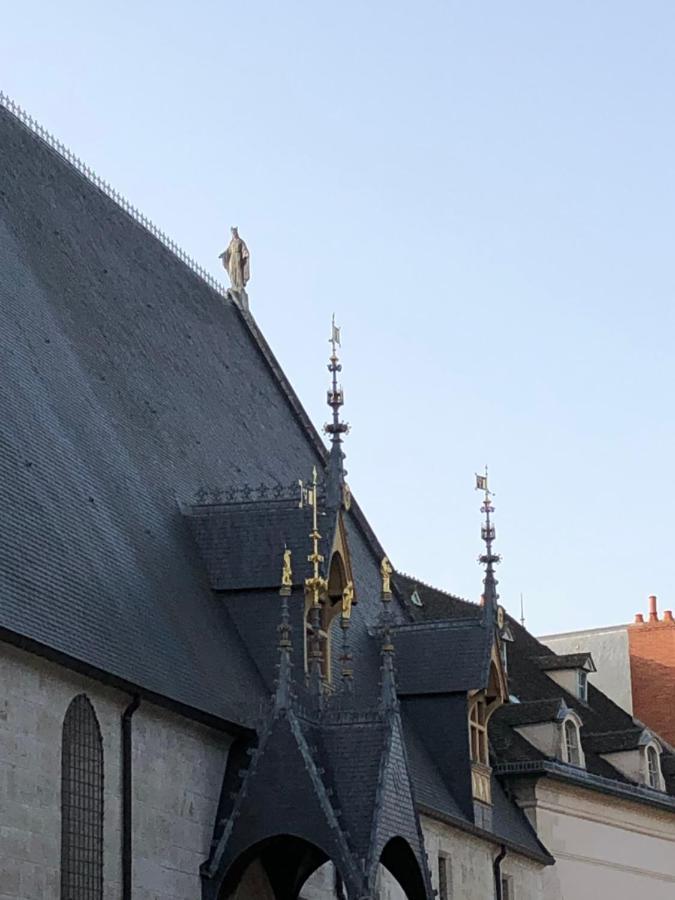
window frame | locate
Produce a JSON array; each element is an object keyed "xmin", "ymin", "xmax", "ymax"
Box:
[
  {"xmin": 646, "ymin": 743, "xmax": 662, "ymax": 790},
  {"xmin": 576, "ymin": 669, "xmax": 588, "ymax": 702},
  {"xmin": 438, "ymin": 853, "xmax": 451, "ymax": 900},
  {"xmin": 61, "ymin": 693, "xmax": 104, "ymax": 900}
]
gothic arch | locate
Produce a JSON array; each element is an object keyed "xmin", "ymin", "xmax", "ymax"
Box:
[
  {"xmin": 61, "ymin": 693, "xmax": 104, "ymax": 900},
  {"xmin": 219, "ymin": 834, "xmax": 338, "ymax": 900},
  {"xmin": 379, "ymin": 836, "xmax": 428, "ymax": 900}
]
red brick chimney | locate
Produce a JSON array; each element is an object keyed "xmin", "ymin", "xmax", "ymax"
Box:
[
  {"xmin": 628, "ymin": 594, "xmax": 675, "ymax": 746},
  {"xmin": 649, "ymin": 594, "xmax": 659, "ymax": 622}
]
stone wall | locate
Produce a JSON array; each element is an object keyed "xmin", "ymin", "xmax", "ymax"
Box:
[
  {"xmin": 300, "ymin": 818, "xmax": 544, "ymax": 899},
  {"xmin": 0, "ymin": 642, "xmax": 231, "ymax": 899}
]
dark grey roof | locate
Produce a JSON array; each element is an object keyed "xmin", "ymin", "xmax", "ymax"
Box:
[
  {"xmin": 395, "ymin": 573, "xmax": 675, "ymax": 797},
  {"xmin": 494, "ymin": 699, "xmax": 568, "ymax": 727},
  {"xmin": 534, "ymin": 653, "xmax": 595, "ymax": 672},
  {"xmin": 392, "ymin": 619, "xmax": 490, "ymax": 695},
  {"xmin": 0, "ymin": 102, "xmax": 336, "ymax": 726},
  {"xmin": 583, "ymin": 729, "xmax": 649, "ymax": 754},
  {"xmin": 186, "ymin": 500, "xmax": 323, "ymax": 591}
]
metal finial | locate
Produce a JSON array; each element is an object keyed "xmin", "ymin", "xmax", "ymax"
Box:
[
  {"xmin": 476, "ymin": 466, "xmax": 500, "ymax": 623},
  {"xmin": 323, "ymin": 316, "xmax": 350, "ymax": 511}
]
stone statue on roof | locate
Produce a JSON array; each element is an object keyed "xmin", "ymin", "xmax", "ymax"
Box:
[{"xmin": 219, "ymin": 227, "xmax": 250, "ymax": 293}]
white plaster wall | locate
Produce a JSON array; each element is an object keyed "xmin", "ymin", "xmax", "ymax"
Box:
[
  {"xmin": 0, "ymin": 642, "xmax": 231, "ymax": 900},
  {"xmin": 512, "ymin": 778, "xmax": 675, "ymax": 900},
  {"xmin": 541, "ymin": 627, "xmax": 633, "ymax": 713}
]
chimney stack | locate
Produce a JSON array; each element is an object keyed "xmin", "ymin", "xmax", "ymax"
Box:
[
  {"xmin": 635, "ymin": 613, "xmax": 644, "ymax": 624},
  {"xmin": 664, "ymin": 610, "xmax": 674, "ymax": 624},
  {"xmin": 649, "ymin": 595, "xmax": 658, "ymax": 623}
]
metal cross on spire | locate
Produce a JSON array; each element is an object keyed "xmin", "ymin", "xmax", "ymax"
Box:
[
  {"xmin": 476, "ymin": 466, "xmax": 501, "ymax": 625},
  {"xmin": 324, "ymin": 316, "xmax": 350, "ymax": 512}
]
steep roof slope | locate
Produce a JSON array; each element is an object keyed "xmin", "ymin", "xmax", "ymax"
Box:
[
  {"xmin": 395, "ymin": 573, "xmax": 675, "ymax": 796},
  {"xmin": 0, "ymin": 103, "xmax": 331, "ymax": 727}
]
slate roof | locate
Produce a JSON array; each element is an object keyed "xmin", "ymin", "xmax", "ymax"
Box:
[
  {"xmin": 392, "ymin": 619, "xmax": 491, "ymax": 695},
  {"xmin": 186, "ymin": 499, "xmax": 322, "ymax": 591},
  {"xmin": 534, "ymin": 652, "xmax": 595, "ymax": 672},
  {"xmin": 395, "ymin": 573, "xmax": 675, "ymax": 798},
  {"xmin": 495, "ymin": 699, "xmax": 568, "ymax": 727},
  {"xmin": 0, "ymin": 101, "xmax": 336, "ymax": 727}
]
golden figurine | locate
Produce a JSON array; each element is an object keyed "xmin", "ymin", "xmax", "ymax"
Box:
[
  {"xmin": 380, "ymin": 556, "xmax": 393, "ymax": 598},
  {"xmin": 280, "ymin": 548, "xmax": 293, "ymax": 596},
  {"xmin": 341, "ymin": 581, "xmax": 354, "ymax": 620}
]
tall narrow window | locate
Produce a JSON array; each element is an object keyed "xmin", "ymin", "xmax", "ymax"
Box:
[
  {"xmin": 438, "ymin": 854, "xmax": 451, "ymax": 899},
  {"xmin": 647, "ymin": 745, "xmax": 661, "ymax": 789},
  {"xmin": 469, "ymin": 698, "xmax": 489, "ymax": 765},
  {"xmin": 564, "ymin": 719, "xmax": 581, "ymax": 766},
  {"xmin": 577, "ymin": 670, "xmax": 588, "ymax": 702},
  {"xmin": 61, "ymin": 694, "xmax": 104, "ymax": 900},
  {"xmin": 501, "ymin": 875, "xmax": 513, "ymax": 900}
]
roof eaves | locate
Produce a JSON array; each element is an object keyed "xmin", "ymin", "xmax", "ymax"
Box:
[
  {"xmin": 417, "ymin": 803, "xmax": 554, "ymax": 866},
  {"xmin": 494, "ymin": 760, "xmax": 675, "ymax": 814}
]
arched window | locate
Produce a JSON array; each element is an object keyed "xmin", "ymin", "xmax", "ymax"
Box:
[
  {"xmin": 564, "ymin": 719, "xmax": 581, "ymax": 766},
  {"xmin": 61, "ymin": 694, "xmax": 104, "ymax": 900},
  {"xmin": 647, "ymin": 745, "xmax": 661, "ymax": 789},
  {"xmin": 469, "ymin": 697, "xmax": 489, "ymax": 766}
]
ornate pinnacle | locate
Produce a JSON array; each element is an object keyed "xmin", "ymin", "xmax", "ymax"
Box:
[
  {"xmin": 476, "ymin": 466, "xmax": 500, "ymax": 622},
  {"xmin": 324, "ymin": 316, "xmax": 350, "ymax": 511}
]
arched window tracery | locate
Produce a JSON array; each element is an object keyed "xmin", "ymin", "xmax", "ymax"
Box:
[{"xmin": 61, "ymin": 694, "xmax": 104, "ymax": 900}]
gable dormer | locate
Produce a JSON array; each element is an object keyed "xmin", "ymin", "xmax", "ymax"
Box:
[
  {"xmin": 585, "ymin": 728, "xmax": 666, "ymax": 791},
  {"xmin": 534, "ymin": 652, "xmax": 596, "ymax": 702}
]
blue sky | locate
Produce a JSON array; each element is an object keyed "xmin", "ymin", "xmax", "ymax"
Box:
[{"xmin": 3, "ymin": 2, "xmax": 675, "ymax": 634}]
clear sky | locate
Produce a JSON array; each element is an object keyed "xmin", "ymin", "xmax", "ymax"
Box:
[{"xmin": 3, "ymin": 2, "xmax": 675, "ymax": 635}]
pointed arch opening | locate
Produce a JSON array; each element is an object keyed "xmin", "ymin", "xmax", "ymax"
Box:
[
  {"xmin": 379, "ymin": 836, "xmax": 428, "ymax": 900},
  {"xmin": 219, "ymin": 834, "xmax": 335, "ymax": 900},
  {"xmin": 61, "ymin": 693, "xmax": 104, "ymax": 899}
]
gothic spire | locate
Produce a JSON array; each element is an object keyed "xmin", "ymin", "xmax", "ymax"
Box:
[
  {"xmin": 476, "ymin": 467, "xmax": 501, "ymax": 628},
  {"xmin": 324, "ymin": 316, "xmax": 350, "ymax": 512}
]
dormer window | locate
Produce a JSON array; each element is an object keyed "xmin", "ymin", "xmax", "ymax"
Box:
[
  {"xmin": 564, "ymin": 718, "xmax": 582, "ymax": 766},
  {"xmin": 469, "ymin": 697, "xmax": 489, "ymax": 766},
  {"xmin": 589, "ymin": 728, "xmax": 663, "ymax": 790},
  {"xmin": 642, "ymin": 742, "xmax": 665, "ymax": 790},
  {"xmin": 534, "ymin": 652, "xmax": 595, "ymax": 703},
  {"xmin": 647, "ymin": 746, "xmax": 660, "ymax": 788}
]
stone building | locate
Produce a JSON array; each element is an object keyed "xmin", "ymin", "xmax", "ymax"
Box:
[
  {"xmin": 543, "ymin": 595, "xmax": 675, "ymax": 746},
  {"xmin": 2, "ymin": 93, "xmax": 675, "ymax": 899}
]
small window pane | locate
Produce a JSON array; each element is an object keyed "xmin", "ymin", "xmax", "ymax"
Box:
[
  {"xmin": 501, "ymin": 875, "xmax": 513, "ymax": 900},
  {"xmin": 577, "ymin": 670, "xmax": 588, "ymax": 702}
]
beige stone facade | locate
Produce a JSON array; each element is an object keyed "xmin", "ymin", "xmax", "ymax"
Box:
[
  {"xmin": 512, "ymin": 777, "xmax": 675, "ymax": 899},
  {"xmin": 0, "ymin": 642, "xmax": 230, "ymax": 900}
]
